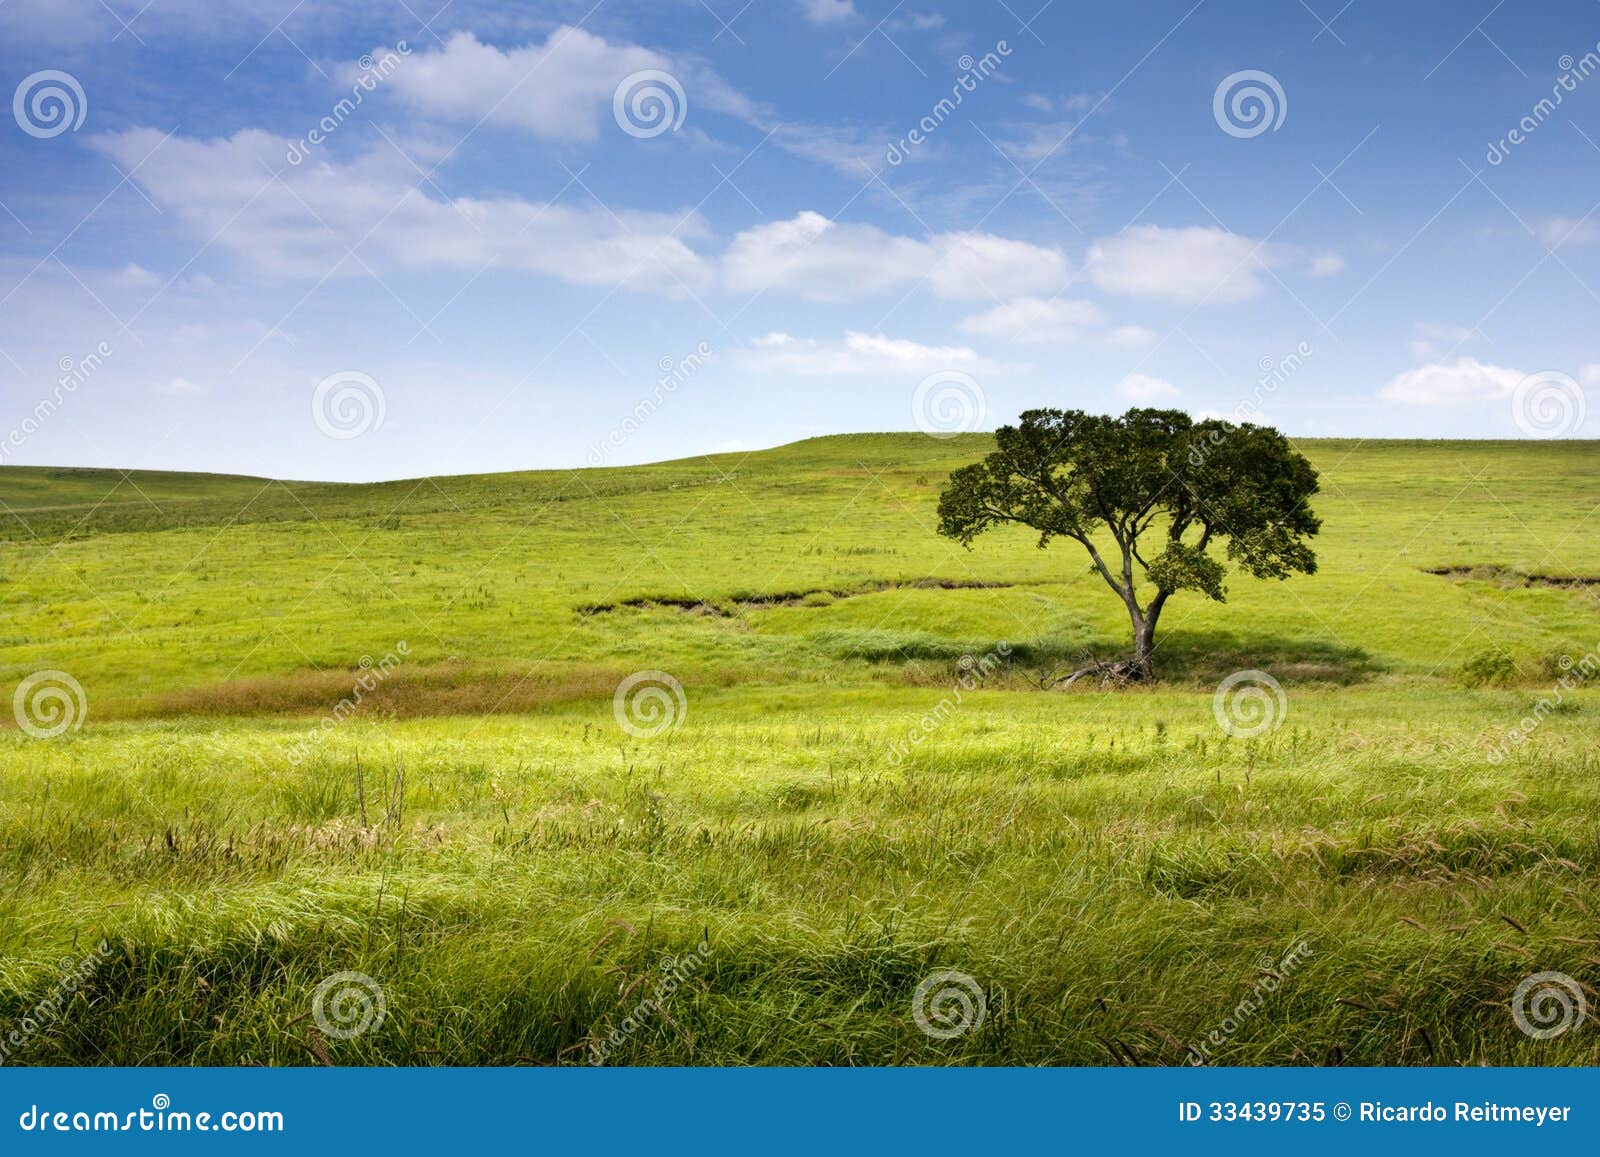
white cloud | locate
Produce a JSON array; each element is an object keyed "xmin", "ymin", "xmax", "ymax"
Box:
[
  {"xmin": 889, "ymin": 10, "xmax": 945, "ymax": 30},
  {"xmin": 767, "ymin": 124, "xmax": 891, "ymax": 177},
  {"xmin": 1379, "ymin": 357, "xmax": 1524, "ymax": 405},
  {"xmin": 995, "ymin": 123, "xmax": 1077, "ymax": 167},
  {"xmin": 91, "ymin": 128, "xmax": 712, "ymax": 290},
  {"xmin": 995, "ymin": 105, "xmax": 1103, "ymax": 166},
  {"xmin": 1538, "ymin": 217, "xmax": 1600, "ymax": 247},
  {"xmin": 954, "ymin": 296, "xmax": 1154, "ymax": 348},
  {"xmin": 374, "ymin": 28, "xmax": 755, "ymax": 142},
  {"xmin": 722, "ymin": 211, "xmax": 1068, "ymax": 301},
  {"xmin": 737, "ymin": 330, "xmax": 990, "ymax": 376},
  {"xmin": 960, "ymin": 297, "xmax": 1105, "ymax": 343},
  {"xmin": 1407, "ymin": 322, "xmax": 1476, "ymax": 362},
  {"xmin": 1086, "ymin": 225, "xmax": 1265, "ymax": 304},
  {"xmin": 1107, "ymin": 324, "xmax": 1156, "ymax": 346},
  {"xmin": 114, "ymin": 263, "xmax": 161, "ymax": 288},
  {"xmin": 1309, "ymin": 252, "xmax": 1344, "ymax": 276},
  {"xmin": 1115, "ymin": 373, "xmax": 1179, "ymax": 402},
  {"xmin": 800, "ymin": 0, "xmax": 858, "ymax": 22},
  {"xmin": 89, "ymin": 132, "xmax": 1079, "ymax": 309},
  {"xmin": 354, "ymin": 30, "xmax": 923, "ymax": 189},
  {"xmin": 929, "ymin": 233, "xmax": 1070, "ymax": 299}
]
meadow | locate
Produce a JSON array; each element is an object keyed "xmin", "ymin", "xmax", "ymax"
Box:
[{"xmin": 0, "ymin": 434, "xmax": 1597, "ymax": 1065}]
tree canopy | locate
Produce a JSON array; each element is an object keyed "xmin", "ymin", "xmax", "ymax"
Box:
[{"xmin": 937, "ymin": 407, "xmax": 1321, "ymax": 680}]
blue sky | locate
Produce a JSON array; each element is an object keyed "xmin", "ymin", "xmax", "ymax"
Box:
[{"xmin": 1, "ymin": 0, "xmax": 1598, "ymax": 480}]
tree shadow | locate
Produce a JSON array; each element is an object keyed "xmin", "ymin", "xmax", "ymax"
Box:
[{"xmin": 1141, "ymin": 628, "xmax": 1379, "ymax": 685}]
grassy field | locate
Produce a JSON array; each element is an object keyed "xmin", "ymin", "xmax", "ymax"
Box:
[{"xmin": 0, "ymin": 434, "xmax": 1597, "ymax": 1065}]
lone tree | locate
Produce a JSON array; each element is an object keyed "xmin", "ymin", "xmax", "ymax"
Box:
[{"xmin": 937, "ymin": 408, "xmax": 1320, "ymax": 682}]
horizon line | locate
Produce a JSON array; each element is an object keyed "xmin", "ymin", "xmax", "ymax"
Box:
[{"xmin": 2, "ymin": 430, "xmax": 1596, "ymax": 488}]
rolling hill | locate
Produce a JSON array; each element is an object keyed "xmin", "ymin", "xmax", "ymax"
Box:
[{"xmin": 0, "ymin": 435, "xmax": 1596, "ymax": 1065}]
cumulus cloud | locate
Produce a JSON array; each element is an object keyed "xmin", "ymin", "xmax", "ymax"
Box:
[
  {"xmin": 959, "ymin": 297, "xmax": 1105, "ymax": 343},
  {"xmin": 1086, "ymin": 225, "xmax": 1266, "ymax": 304},
  {"xmin": 1538, "ymin": 217, "xmax": 1600, "ymax": 247},
  {"xmin": 114, "ymin": 263, "xmax": 161, "ymax": 288},
  {"xmin": 90, "ymin": 128, "xmax": 712, "ymax": 290},
  {"xmin": 888, "ymin": 10, "xmax": 946, "ymax": 30},
  {"xmin": 1115, "ymin": 373, "xmax": 1179, "ymax": 402},
  {"xmin": 1108, "ymin": 324, "xmax": 1157, "ymax": 346},
  {"xmin": 1407, "ymin": 323, "xmax": 1476, "ymax": 362},
  {"xmin": 957, "ymin": 296, "xmax": 1155, "ymax": 347},
  {"xmin": 375, "ymin": 28, "xmax": 755, "ymax": 141},
  {"xmin": 737, "ymin": 331, "xmax": 990, "ymax": 376},
  {"xmin": 88, "ymin": 131, "xmax": 1087, "ymax": 308},
  {"xmin": 722, "ymin": 211, "xmax": 1068, "ymax": 301},
  {"xmin": 767, "ymin": 123, "xmax": 894, "ymax": 177},
  {"xmin": 1378, "ymin": 357, "xmax": 1524, "ymax": 405},
  {"xmin": 799, "ymin": 0, "xmax": 858, "ymax": 22}
]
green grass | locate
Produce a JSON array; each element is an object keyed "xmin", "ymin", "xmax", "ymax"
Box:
[{"xmin": 0, "ymin": 435, "xmax": 1597, "ymax": 1065}]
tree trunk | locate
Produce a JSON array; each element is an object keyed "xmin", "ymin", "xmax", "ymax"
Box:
[
  {"xmin": 1132, "ymin": 619, "xmax": 1154, "ymax": 679},
  {"xmin": 1126, "ymin": 597, "xmax": 1164, "ymax": 681},
  {"xmin": 1075, "ymin": 538, "xmax": 1164, "ymax": 683}
]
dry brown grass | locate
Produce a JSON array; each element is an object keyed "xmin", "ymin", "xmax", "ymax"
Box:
[{"xmin": 111, "ymin": 662, "xmax": 737, "ymax": 722}]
